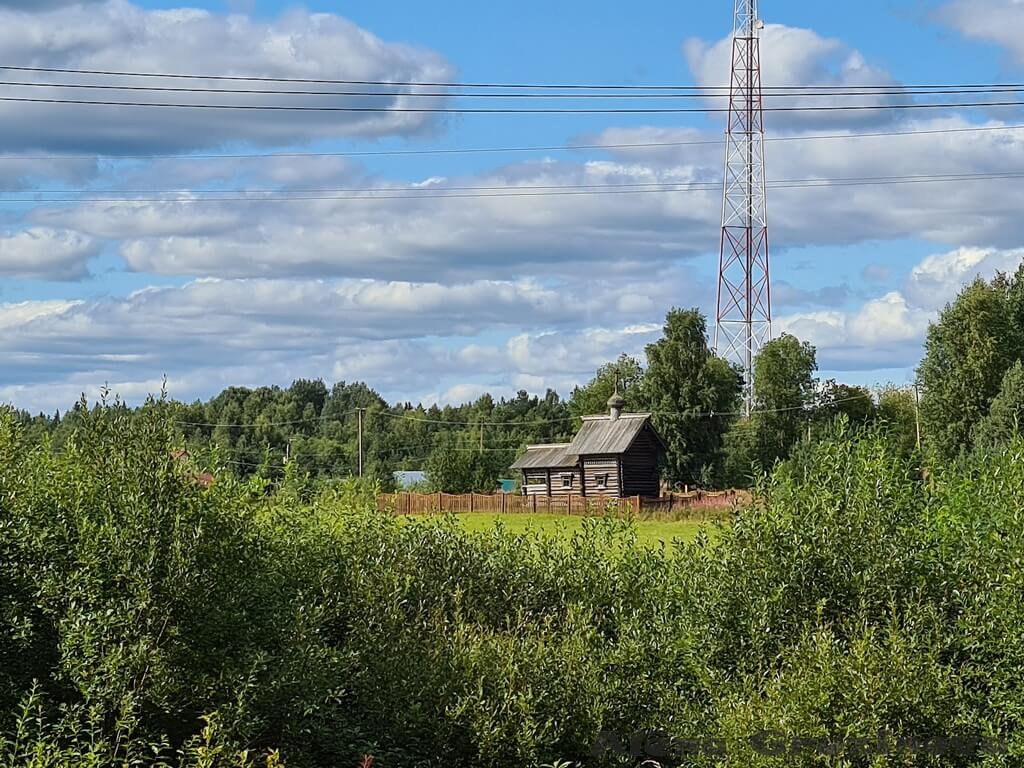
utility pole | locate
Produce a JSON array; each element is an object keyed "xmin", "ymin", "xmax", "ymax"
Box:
[
  {"xmin": 479, "ymin": 421, "xmax": 484, "ymax": 455},
  {"xmin": 913, "ymin": 384, "xmax": 922, "ymax": 450},
  {"xmin": 715, "ymin": 0, "xmax": 771, "ymax": 417},
  {"xmin": 357, "ymin": 407, "xmax": 365, "ymax": 478}
]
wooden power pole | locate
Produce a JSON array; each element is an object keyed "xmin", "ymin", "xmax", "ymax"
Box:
[
  {"xmin": 913, "ymin": 385, "xmax": 922, "ymax": 450},
  {"xmin": 357, "ymin": 407, "xmax": 365, "ymax": 477}
]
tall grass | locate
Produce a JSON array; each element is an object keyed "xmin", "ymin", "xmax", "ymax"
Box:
[{"xmin": 1, "ymin": 405, "xmax": 1022, "ymax": 766}]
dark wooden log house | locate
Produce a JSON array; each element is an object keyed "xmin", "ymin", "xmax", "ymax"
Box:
[{"xmin": 510, "ymin": 392, "xmax": 666, "ymax": 498}]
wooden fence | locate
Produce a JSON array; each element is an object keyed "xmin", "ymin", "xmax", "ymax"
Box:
[{"xmin": 378, "ymin": 490, "xmax": 742, "ymax": 519}]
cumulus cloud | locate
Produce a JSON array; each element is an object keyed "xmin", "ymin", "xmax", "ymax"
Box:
[
  {"xmin": 940, "ymin": 0, "xmax": 1024, "ymax": 64},
  {"xmin": 12, "ymin": 14, "xmax": 1024, "ymax": 285},
  {"xmin": 778, "ymin": 246, "xmax": 1024, "ymax": 370},
  {"xmin": 0, "ymin": 1, "xmax": 453, "ymax": 154},
  {"xmin": 21, "ymin": 116, "xmax": 1018, "ymax": 283},
  {"xmin": 683, "ymin": 23, "xmax": 904, "ymax": 129},
  {"xmin": 45, "ymin": 159, "xmax": 714, "ymax": 280},
  {"xmin": 0, "ymin": 299, "xmax": 77, "ymax": 331},
  {"xmin": 0, "ymin": 228, "xmax": 100, "ymax": 279},
  {"xmin": 0, "ymin": 272, "xmax": 697, "ymax": 400},
  {"xmin": 904, "ymin": 246, "xmax": 1024, "ymax": 309},
  {"xmin": 777, "ymin": 293, "xmax": 929, "ymax": 371},
  {"xmin": 0, "ymin": 0, "xmax": 102, "ymax": 7},
  {"xmin": 5, "ymin": 246, "xmax": 1021, "ymax": 411},
  {"xmin": 595, "ymin": 117, "xmax": 1024, "ymax": 252}
]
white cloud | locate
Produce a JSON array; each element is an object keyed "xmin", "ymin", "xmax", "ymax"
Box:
[
  {"xmin": 596, "ymin": 117, "xmax": 1024, "ymax": 252},
  {"xmin": 0, "ymin": 228, "xmax": 100, "ymax": 279},
  {"xmin": 0, "ymin": 299, "xmax": 77, "ymax": 330},
  {"xmin": 0, "ymin": 275, "xmax": 689, "ymax": 403},
  {"xmin": 437, "ymin": 383, "xmax": 495, "ymax": 406},
  {"xmin": 0, "ymin": 0, "xmax": 103, "ymax": 7},
  {"xmin": 848, "ymin": 292, "xmax": 927, "ymax": 345},
  {"xmin": 86, "ymin": 160, "xmax": 718, "ymax": 280},
  {"xmin": 20, "ymin": 110, "xmax": 1023, "ymax": 287},
  {"xmin": 777, "ymin": 296, "xmax": 927, "ymax": 371},
  {"xmin": 41, "ymin": 200, "xmax": 249, "ymax": 240},
  {"xmin": 8, "ymin": 12, "xmax": 1021, "ymax": 286},
  {"xmin": 6, "ymin": 245, "xmax": 1020, "ymax": 410},
  {"xmin": 940, "ymin": 0, "xmax": 1024, "ymax": 64},
  {"xmin": 0, "ymin": 1, "xmax": 453, "ymax": 154},
  {"xmin": 499, "ymin": 324, "xmax": 662, "ymax": 379},
  {"xmin": 904, "ymin": 246, "xmax": 1024, "ymax": 309},
  {"xmin": 683, "ymin": 23, "xmax": 903, "ymax": 129},
  {"xmin": 777, "ymin": 246, "xmax": 1024, "ymax": 370}
]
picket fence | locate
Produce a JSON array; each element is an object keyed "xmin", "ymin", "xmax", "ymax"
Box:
[{"xmin": 378, "ymin": 489, "xmax": 741, "ymax": 519}]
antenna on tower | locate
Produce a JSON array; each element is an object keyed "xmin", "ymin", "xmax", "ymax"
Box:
[{"xmin": 714, "ymin": 0, "xmax": 772, "ymax": 418}]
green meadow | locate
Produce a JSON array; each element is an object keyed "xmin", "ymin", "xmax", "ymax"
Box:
[{"xmin": 416, "ymin": 512, "xmax": 722, "ymax": 549}]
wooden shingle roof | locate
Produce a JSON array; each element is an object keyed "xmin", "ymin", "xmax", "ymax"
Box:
[
  {"xmin": 566, "ymin": 413, "xmax": 662, "ymax": 456},
  {"xmin": 509, "ymin": 443, "xmax": 576, "ymax": 470},
  {"xmin": 511, "ymin": 413, "xmax": 667, "ymax": 470}
]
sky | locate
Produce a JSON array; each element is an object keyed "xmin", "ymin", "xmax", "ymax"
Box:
[{"xmin": 2, "ymin": 0, "xmax": 1024, "ymax": 412}]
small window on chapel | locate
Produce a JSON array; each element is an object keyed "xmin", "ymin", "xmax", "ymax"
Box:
[{"xmin": 596, "ymin": 473, "xmax": 609, "ymax": 490}]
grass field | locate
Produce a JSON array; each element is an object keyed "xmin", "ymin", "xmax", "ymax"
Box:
[{"xmin": 420, "ymin": 512, "xmax": 723, "ymax": 549}]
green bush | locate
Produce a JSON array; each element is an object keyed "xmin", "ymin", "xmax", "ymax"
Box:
[{"xmin": 3, "ymin": 404, "xmax": 1024, "ymax": 767}]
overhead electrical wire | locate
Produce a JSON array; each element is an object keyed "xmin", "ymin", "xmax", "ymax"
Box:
[
  {"xmin": 1, "ymin": 64, "xmax": 1022, "ymax": 92},
  {"xmin": 12, "ymin": 180, "xmax": 719, "ymax": 194},
  {"xmin": 178, "ymin": 392, "xmax": 877, "ymax": 431},
  {"xmin": 0, "ymin": 122, "xmax": 1021, "ymax": 164},
  {"xmin": 6, "ymin": 169, "xmax": 1024, "ymax": 205},
  {"xmin": 178, "ymin": 411, "xmax": 574, "ymax": 429},
  {"xmin": 173, "ymin": 409, "xmax": 360, "ymax": 428},
  {"xmin": 14, "ymin": 169, "xmax": 1024, "ymax": 197},
  {"xmin": 4, "ymin": 94, "xmax": 1024, "ymax": 113},
  {"xmin": 5, "ymin": 79, "xmax": 1024, "ymax": 99},
  {"xmin": 372, "ymin": 411, "xmax": 578, "ymax": 427}
]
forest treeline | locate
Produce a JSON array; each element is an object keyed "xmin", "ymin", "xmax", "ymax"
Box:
[
  {"xmin": 9, "ymin": 314, "xmax": 905, "ymax": 494},
  {"xmin": 12, "ymin": 264, "xmax": 1024, "ymax": 491}
]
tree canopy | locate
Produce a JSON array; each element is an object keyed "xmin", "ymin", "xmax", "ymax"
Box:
[
  {"xmin": 568, "ymin": 353, "xmax": 645, "ymax": 422},
  {"xmin": 643, "ymin": 309, "xmax": 743, "ymax": 487},
  {"xmin": 973, "ymin": 360, "xmax": 1024, "ymax": 452},
  {"xmin": 918, "ymin": 275, "xmax": 1022, "ymax": 458},
  {"xmin": 752, "ymin": 333, "xmax": 818, "ymax": 467}
]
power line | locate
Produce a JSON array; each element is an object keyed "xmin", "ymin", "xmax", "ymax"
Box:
[
  {"xmin": 389, "ymin": 444, "xmax": 523, "ymax": 452},
  {"xmin": 373, "ymin": 411, "xmax": 578, "ymax": 427},
  {"xmin": 15, "ymin": 169, "xmax": 1024, "ymax": 196},
  {"xmin": 4, "ymin": 94, "xmax": 1024, "ymax": 113},
  {"xmin": 10, "ymin": 180, "xmax": 720, "ymax": 195},
  {"xmin": 175, "ymin": 410, "xmax": 573, "ymax": 430},
  {"xmin": 1, "ymin": 64, "xmax": 1022, "ymax": 91},
  {"xmin": 1, "ymin": 122, "xmax": 1021, "ymax": 163},
  {"xmin": 174, "ymin": 409, "xmax": 358, "ymax": 428},
  {"xmin": 7, "ymin": 169, "xmax": 1024, "ymax": 205},
  {"xmin": 177, "ymin": 392, "xmax": 877, "ymax": 435},
  {"xmin": 7, "ymin": 79, "xmax": 1024, "ymax": 99}
]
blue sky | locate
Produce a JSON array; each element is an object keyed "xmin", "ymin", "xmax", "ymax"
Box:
[{"xmin": 2, "ymin": 0, "xmax": 1024, "ymax": 411}]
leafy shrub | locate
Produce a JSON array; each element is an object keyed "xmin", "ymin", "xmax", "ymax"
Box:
[{"xmin": 3, "ymin": 404, "xmax": 1024, "ymax": 767}]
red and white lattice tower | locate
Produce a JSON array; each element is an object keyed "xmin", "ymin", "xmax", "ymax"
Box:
[{"xmin": 714, "ymin": 0, "xmax": 771, "ymax": 417}]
